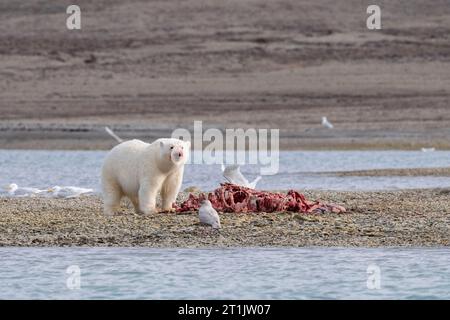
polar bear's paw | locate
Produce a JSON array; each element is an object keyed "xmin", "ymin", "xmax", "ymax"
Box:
[
  {"xmin": 141, "ymin": 208, "xmax": 159, "ymax": 215},
  {"xmin": 103, "ymin": 208, "xmax": 120, "ymax": 216}
]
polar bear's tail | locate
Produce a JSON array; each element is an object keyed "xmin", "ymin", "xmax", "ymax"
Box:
[{"xmin": 105, "ymin": 126, "xmax": 123, "ymax": 143}]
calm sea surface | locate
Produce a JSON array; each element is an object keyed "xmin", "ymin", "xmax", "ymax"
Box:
[
  {"xmin": 0, "ymin": 247, "xmax": 449, "ymax": 299},
  {"xmin": 1, "ymin": 150, "xmax": 450, "ymax": 192}
]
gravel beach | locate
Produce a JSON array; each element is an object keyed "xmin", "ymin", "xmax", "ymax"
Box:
[{"xmin": 1, "ymin": 190, "xmax": 449, "ymax": 247}]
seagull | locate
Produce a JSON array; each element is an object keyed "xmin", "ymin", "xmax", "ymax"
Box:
[
  {"xmin": 2, "ymin": 183, "xmax": 46, "ymax": 197},
  {"xmin": 105, "ymin": 126, "xmax": 123, "ymax": 143},
  {"xmin": 198, "ymin": 200, "xmax": 221, "ymax": 229},
  {"xmin": 321, "ymin": 116, "xmax": 334, "ymax": 129},
  {"xmin": 3, "ymin": 183, "xmax": 18, "ymax": 196},
  {"xmin": 221, "ymin": 164, "xmax": 262, "ymax": 189},
  {"xmin": 47, "ymin": 186, "xmax": 94, "ymax": 198},
  {"xmin": 421, "ymin": 147, "xmax": 436, "ymax": 152}
]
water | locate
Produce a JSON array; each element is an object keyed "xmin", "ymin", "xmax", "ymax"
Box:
[
  {"xmin": 0, "ymin": 247, "xmax": 449, "ymax": 299},
  {"xmin": 1, "ymin": 150, "xmax": 450, "ymax": 192}
]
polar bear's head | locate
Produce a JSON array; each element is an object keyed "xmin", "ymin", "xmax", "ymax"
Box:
[{"xmin": 159, "ymin": 139, "xmax": 190, "ymax": 165}]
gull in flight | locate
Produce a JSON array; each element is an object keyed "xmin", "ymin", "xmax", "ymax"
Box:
[
  {"xmin": 199, "ymin": 200, "xmax": 221, "ymax": 229},
  {"xmin": 421, "ymin": 147, "xmax": 436, "ymax": 152},
  {"xmin": 321, "ymin": 116, "xmax": 334, "ymax": 129},
  {"xmin": 105, "ymin": 126, "xmax": 123, "ymax": 143},
  {"xmin": 221, "ymin": 164, "xmax": 262, "ymax": 189},
  {"xmin": 2, "ymin": 183, "xmax": 46, "ymax": 197},
  {"xmin": 47, "ymin": 186, "xmax": 94, "ymax": 198}
]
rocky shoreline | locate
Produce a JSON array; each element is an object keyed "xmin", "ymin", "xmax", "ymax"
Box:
[{"xmin": 1, "ymin": 190, "xmax": 449, "ymax": 247}]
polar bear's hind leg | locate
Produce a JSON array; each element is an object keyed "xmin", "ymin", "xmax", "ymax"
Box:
[
  {"xmin": 102, "ymin": 181, "xmax": 123, "ymax": 216},
  {"xmin": 130, "ymin": 196, "xmax": 141, "ymax": 214}
]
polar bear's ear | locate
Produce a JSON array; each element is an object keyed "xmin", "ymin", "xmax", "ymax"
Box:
[{"xmin": 159, "ymin": 141, "xmax": 165, "ymax": 153}]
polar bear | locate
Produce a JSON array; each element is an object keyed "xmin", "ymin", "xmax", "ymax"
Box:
[{"xmin": 101, "ymin": 138, "xmax": 190, "ymax": 216}]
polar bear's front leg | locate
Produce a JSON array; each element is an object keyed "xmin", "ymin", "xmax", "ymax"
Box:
[
  {"xmin": 139, "ymin": 182, "xmax": 159, "ymax": 214},
  {"xmin": 161, "ymin": 169, "xmax": 183, "ymax": 212},
  {"xmin": 102, "ymin": 178, "xmax": 123, "ymax": 216}
]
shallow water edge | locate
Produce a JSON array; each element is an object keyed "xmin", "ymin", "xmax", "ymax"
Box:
[{"xmin": 1, "ymin": 247, "xmax": 449, "ymax": 299}]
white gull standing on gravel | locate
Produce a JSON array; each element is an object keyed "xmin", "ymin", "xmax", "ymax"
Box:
[
  {"xmin": 198, "ymin": 200, "xmax": 221, "ymax": 229},
  {"xmin": 2, "ymin": 183, "xmax": 46, "ymax": 197},
  {"xmin": 221, "ymin": 164, "xmax": 261, "ymax": 189},
  {"xmin": 46, "ymin": 186, "xmax": 94, "ymax": 198}
]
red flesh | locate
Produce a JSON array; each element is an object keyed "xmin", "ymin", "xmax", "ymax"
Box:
[{"xmin": 175, "ymin": 183, "xmax": 346, "ymax": 214}]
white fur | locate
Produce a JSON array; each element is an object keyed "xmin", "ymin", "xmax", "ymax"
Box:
[{"xmin": 101, "ymin": 138, "xmax": 190, "ymax": 215}]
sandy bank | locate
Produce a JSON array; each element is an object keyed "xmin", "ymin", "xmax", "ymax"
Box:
[{"xmin": 1, "ymin": 1, "xmax": 450, "ymax": 151}]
